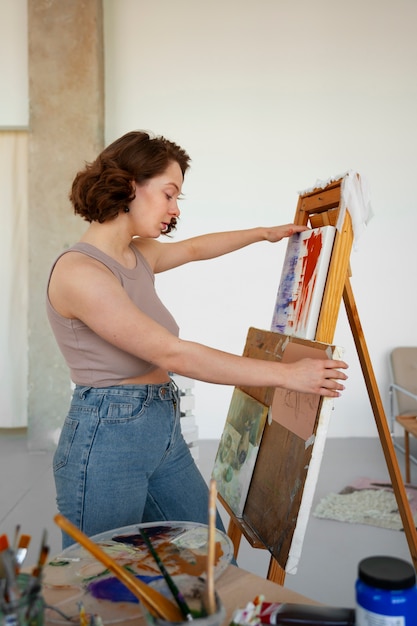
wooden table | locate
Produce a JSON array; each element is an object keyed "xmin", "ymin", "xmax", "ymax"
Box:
[
  {"xmin": 43, "ymin": 564, "xmax": 317, "ymax": 626},
  {"xmin": 216, "ymin": 565, "xmax": 317, "ymax": 624}
]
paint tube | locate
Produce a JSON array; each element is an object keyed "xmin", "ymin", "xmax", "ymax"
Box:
[
  {"xmin": 257, "ymin": 602, "xmax": 282, "ymax": 624},
  {"xmin": 229, "ymin": 596, "xmax": 264, "ymax": 626},
  {"xmin": 257, "ymin": 602, "xmax": 355, "ymax": 625}
]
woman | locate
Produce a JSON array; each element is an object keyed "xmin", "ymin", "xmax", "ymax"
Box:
[{"xmin": 47, "ymin": 130, "xmax": 348, "ymax": 548}]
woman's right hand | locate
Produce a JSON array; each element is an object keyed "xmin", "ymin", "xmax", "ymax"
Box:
[{"xmin": 280, "ymin": 358, "xmax": 348, "ymax": 397}]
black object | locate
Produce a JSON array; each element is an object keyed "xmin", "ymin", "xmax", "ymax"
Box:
[{"xmin": 268, "ymin": 603, "xmax": 355, "ymax": 625}]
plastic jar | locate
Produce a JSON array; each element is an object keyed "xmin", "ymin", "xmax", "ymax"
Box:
[{"xmin": 356, "ymin": 556, "xmax": 417, "ymax": 625}]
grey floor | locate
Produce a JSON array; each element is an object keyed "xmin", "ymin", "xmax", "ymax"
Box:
[{"xmin": 0, "ymin": 430, "xmax": 415, "ymax": 609}]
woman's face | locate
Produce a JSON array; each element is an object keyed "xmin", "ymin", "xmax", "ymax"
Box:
[{"xmin": 128, "ymin": 161, "xmax": 183, "ymax": 238}]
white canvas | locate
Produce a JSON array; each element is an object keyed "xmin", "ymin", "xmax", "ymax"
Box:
[{"xmin": 271, "ymin": 226, "xmax": 336, "ymax": 340}]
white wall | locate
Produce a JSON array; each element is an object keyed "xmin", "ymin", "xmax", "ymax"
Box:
[
  {"xmin": 0, "ymin": 0, "xmax": 28, "ymax": 426},
  {"xmin": 0, "ymin": 132, "xmax": 28, "ymax": 427},
  {"xmin": 1, "ymin": 0, "xmax": 415, "ymax": 437},
  {"xmin": 0, "ymin": 0, "xmax": 28, "ymax": 128},
  {"xmin": 106, "ymin": 0, "xmax": 415, "ymax": 439}
]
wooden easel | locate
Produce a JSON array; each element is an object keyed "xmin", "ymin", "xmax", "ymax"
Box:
[{"xmin": 221, "ymin": 175, "xmax": 417, "ymax": 584}]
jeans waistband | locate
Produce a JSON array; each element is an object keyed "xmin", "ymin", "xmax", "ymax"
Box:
[{"xmin": 74, "ymin": 379, "xmax": 178, "ymax": 401}]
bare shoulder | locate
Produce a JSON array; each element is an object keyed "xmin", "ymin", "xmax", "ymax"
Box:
[
  {"xmin": 51, "ymin": 249, "xmax": 116, "ymax": 283},
  {"xmin": 48, "ymin": 250, "xmax": 122, "ymax": 318}
]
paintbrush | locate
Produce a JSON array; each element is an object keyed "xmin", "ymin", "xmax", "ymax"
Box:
[
  {"xmin": 15, "ymin": 534, "xmax": 31, "ymax": 572},
  {"xmin": 54, "ymin": 514, "xmax": 184, "ymax": 622},
  {"xmin": 0, "ymin": 534, "xmax": 9, "ymax": 579},
  {"xmin": 32, "ymin": 529, "xmax": 48, "ymax": 578},
  {"xmin": 32, "ymin": 544, "xmax": 49, "ymax": 579},
  {"xmin": 25, "ymin": 532, "xmax": 49, "ymax": 624},
  {"xmin": 139, "ymin": 528, "xmax": 193, "ymax": 621},
  {"xmin": 202, "ymin": 478, "xmax": 217, "ymax": 615},
  {"xmin": 12, "ymin": 525, "xmax": 21, "ymax": 552},
  {"xmin": 0, "ymin": 534, "xmax": 19, "ymax": 603}
]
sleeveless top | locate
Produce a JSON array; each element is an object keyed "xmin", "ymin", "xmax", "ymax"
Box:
[{"xmin": 46, "ymin": 242, "xmax": 179, "ymax": 387}]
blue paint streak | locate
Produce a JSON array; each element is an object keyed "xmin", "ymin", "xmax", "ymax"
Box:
[
  {"xmin": 271, "ymin": 234, "xmax": 302, "ymax": 332},
  {"xmin": 88, "ymin": 574, "xmax": 163, "ymax": 604}
]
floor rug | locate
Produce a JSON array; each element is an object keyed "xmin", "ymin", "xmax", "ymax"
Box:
[{"xmin": 313, "ymin": 477, "xmax": 417, "ymax": 530}]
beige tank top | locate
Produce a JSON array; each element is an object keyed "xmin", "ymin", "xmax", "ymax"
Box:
[{"xmin": 46, "ymin": 242, "xmax": 179, "ymax": 387}]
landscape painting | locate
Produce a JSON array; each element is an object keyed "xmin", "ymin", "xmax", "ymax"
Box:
[{"xmin": 212, "ymin": 388, "xmax": 269, "ymax": 517}]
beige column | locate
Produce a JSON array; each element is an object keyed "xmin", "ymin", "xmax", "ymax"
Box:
[{"xmin": 27, "ymin": 0, "xmax": 104, "ymax": 449}]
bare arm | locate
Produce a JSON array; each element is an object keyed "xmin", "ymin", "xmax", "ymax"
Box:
[
  {"xmin": 136, "ymin": 224, "xmax": 308, "ymax": 273},
  {"xmin": 49, "ymin": 253, "xmax": 348, "ymax": 398},
  {"xmin": 152, "ymin": 338, "xmax": 347, "ymax": 397}
]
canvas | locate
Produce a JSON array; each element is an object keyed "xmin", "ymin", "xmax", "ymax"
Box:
[
  {"xmin": 212, "ymin": 388, "xmax": 269, "ymax": 517},
  {"xmin": 270, "ymin": 341, "xmax": 322, "ymax": 441},
  {"xmin": 271, "ymin": 226, "xmax": 336, "ymax": 340},
  {"xmin": 236, "ymin": 328, "xmax": 340, "ymax": 574}
]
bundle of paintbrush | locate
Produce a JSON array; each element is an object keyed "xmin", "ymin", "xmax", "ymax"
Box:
[{"xmin": 0, "ymin": 528, "xmax": 48, "ymax": 626}]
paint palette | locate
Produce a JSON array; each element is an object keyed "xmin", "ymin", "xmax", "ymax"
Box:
[{"xmin": 43, "ymin": 521, "xmax": 233, "ymax": 624}]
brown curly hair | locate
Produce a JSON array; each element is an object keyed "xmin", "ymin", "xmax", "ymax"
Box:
[{"xmin": 69, "ymin": 131, "xmax": 191, "ymax": 225}]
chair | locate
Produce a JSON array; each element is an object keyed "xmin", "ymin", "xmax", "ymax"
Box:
[{"xmin": 389, "ymin": 347, "xmax": 417, "ymax": 483}]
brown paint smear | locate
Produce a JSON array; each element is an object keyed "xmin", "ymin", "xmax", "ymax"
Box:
[{"xmin": 127, "ymin": 541, "xmax": 224, "ymax": 576}]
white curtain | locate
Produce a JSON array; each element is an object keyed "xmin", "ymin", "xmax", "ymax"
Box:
[{"xmin": 0, "ymin": 131, "xmax": 28, "ymax": 427}]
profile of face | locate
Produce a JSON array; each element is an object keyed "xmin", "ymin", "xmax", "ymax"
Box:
[{"xmin": 127, "ymin": 161, "xmax": 184, "ymax": 238}]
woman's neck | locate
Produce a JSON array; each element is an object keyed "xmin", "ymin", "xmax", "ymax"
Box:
[{"xmin": 80, "ymin": 221, "xmax": 136, "ymax": 268}]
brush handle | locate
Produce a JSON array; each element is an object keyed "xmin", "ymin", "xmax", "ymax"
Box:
[
  {"xmin": 15, "ymin": 534, "xmax": 31, "ymax": 571},
  {"xmin": 206, "ymin": 479, "xmax": 217, "ymax": 615},
  {"xmin": 140, "ymin": 529, "xmax": 193, "ymax": 620},
  {"xmin": 54, "ymin": 514, "xmax": 184, "ymax": 622}
]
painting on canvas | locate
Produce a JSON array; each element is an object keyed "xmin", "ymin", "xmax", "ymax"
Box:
[
  {"xmin": 212, "ymin": 388, "xmax": 269, "ymax": 517},
  {"xmin": 270, "ymin": 340, "xmax": 324, "ymax": 441},
  {"xmin": 271, "ymin": 225, "xmax": 336, "ymax": 340},
  {"xmin": 238, "ymin": 328, "xmax": 340, "ymax": 572}
]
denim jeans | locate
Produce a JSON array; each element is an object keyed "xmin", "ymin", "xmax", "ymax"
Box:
[{"xmin": 53, "ymin": 380, "xmax": 225, "ymax": 549}]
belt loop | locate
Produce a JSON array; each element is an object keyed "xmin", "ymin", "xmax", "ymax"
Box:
[
  {"xmin": 170, "ymin": 377, "xmax": 179, "ymax": 396},
  {"xmin": 78, "ymin": 386, "xmax": 92, "ymax": 399}
]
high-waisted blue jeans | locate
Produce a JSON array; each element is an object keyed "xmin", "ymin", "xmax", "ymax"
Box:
[{"xmin": 53, "ymin": 380, "xmax": 225, "ymax": 548}]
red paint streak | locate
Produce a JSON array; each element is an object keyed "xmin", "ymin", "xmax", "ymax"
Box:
[{"xmin": 295, "ymin": 231, "xmax": 323, "ymax": 328}]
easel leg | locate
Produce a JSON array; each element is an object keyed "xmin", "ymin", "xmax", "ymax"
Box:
[
  {"xmin": 227, "ymin": 518, "xmax": 243, "ymax": 560},
  {"xmin": 405, "ymin": 430, "xmax": 410, "ymax": 484},
  {"xmin": 267, "ymin": 556, "xmax": 286, "ymax": 585},
  {"xmin": 343, "ymin": 278, "xmax": 417, "ymax": 568}
]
